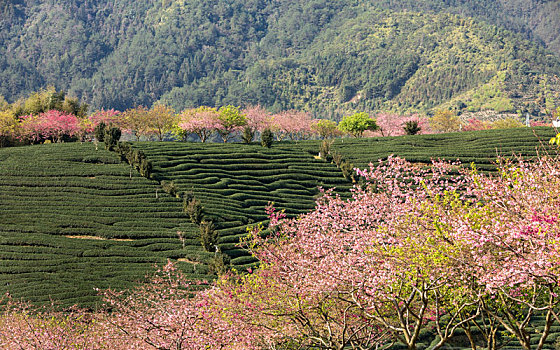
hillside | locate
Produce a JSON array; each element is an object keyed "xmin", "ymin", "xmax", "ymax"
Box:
[
  {"xmin": 1, "ymin": 128, "xmax": 558, "ymax": 308},
  {"xmin": 0, "ymin": 141, "xmax": 352, "ymax": 307},
  {"xmin": 0, "ymin": 143, "xmax": 210, "ymax": 308},
  {"xmin": 1, "ymin": 0, "xmax": 559, "ymax": 118}
]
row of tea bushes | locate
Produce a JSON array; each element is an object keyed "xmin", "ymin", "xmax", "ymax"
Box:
[
  {"xmin": 132, "ymin": 142, "xmax": 353, "ymax": 268},
  {"xmin": 294, "ymin": 127, "xmax": 558, "ymax": 171},
  {"xmin": 0, "ymin": 143, "xmax": 212, "ymax": 308}
]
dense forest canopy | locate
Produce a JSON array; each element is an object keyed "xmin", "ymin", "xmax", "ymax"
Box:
[{"xmin": 1, "ymin": 0, "xmax": 560, "ymax": 119}]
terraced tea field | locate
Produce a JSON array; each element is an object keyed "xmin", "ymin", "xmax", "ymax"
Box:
[
  {"xmin": 0, "ymin": 127, "xmax": 558, "ymax": 310},
  {"xmin": 0, "ymin": 142, "xmax": 352, "ymax": 307},
  {"xmin": 0, "ymin": 143, "xmax": 210, "ymax": 308},
  {"xmin": 132, "ymin": 142, "xmax": 353, "ymax": 267},
  {"xmin": 295, "ymin": 127, "xmax": 559, "ymax": 171}
]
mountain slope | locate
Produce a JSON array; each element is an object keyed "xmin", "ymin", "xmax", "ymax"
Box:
[{"xmin": 0, "ymin": 0, "xmax": 559, "ymax": 118}]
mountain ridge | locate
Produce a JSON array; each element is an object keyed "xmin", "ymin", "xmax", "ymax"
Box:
[{"xmin": 1, "ymin": 0, "xmax": 559, "ymax": 119}]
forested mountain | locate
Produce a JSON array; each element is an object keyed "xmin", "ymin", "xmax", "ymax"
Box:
[{"xmin": 1, "ymin": 0, "xmax": 559, "ymax": 119}]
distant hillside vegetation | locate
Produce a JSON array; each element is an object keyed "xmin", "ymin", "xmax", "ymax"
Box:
[{"xmin": 0, "ymin": 0, "xmax": 559, "ymax": 118}]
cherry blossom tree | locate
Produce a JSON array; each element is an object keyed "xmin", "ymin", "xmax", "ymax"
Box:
[
  {"xmin": 236, "ymin": 155, "xmax": 560, "ymax": 350},
  {"xmin": 89, "ymin": 109, "xmax": 122, "ymax": 129},
  {"xmin": 176, "ymin": 106, "xmax": 221, "ymax": 142},
  {"xmin": 272, "ymin": 110, "xmax": 314, "ymax": 141},
  {"xmin": 3, "ymin": 155, "xmax": 560, "ymax": 350},
  {"xmin": 462, "ymin": 118, "xmax": 491, "ymax": 131},
  {"xmin": 243, "ymin": 105, "xmax": 274, "ymax": 133},
  {"xmin": 0, "ymin": 297, "xmax": 114, "ymax": 349},
  {"xmin": 18, "ymin": 110, "xmax": 81, "ymax": 143},
  {"xmin": 242, "ymin": 105, "xmax": 274, "ymax": 143},
  {"xmin": 373, "ymin": 113, "xmax": 430, "ymax": 137}
]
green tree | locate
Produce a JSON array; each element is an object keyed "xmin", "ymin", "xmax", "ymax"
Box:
[
  {"xmin": 312, "ymin": 119, "xmax": 339, "ymax": 139},
  {"xmin": 94, "ymin": 122, "xmax": 106, "ymax": 142},
  {"xmin": 261, "ymin": 128, "xmax": 274, "ymax": 148},
  {"xmin": 403, "ymin": 120, "xmax": 421, "ymax": 135},
  {"xmin": 216, "ymin": 105, "xmax": 247, "ymax": 142},
  {"xmin": 104, "ymin": 127, "xmax": 121, "ymax": 151},
  {"xmin": 149, "ymin": 104, "xmax": 176, "ymax": 141},
  {"xmin": 338, "ymin": 112, "xmax": 379, "ymax": 137},
  {"xmin": 430, "ymin": 110, "xmax": 461, "ymax": 133}
]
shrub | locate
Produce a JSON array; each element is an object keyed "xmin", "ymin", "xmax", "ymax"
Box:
[
  {"xmin": 319, "ymin": 140, "xmax": 333, "ymax": 161},
  {"xmin": 161, "ymin": 180, "xmax": 178, "ymax": 197},
  {"xmin": 242, "ymin": 126, "xmax": 255, "ymax": 144},
  {"xmin": 340, "ymin": 161, "xmax": 356, "ymax": 182},
  {"xmin": 208, "ymin": 252, "xmax": 231, "ymax": 275},
  {"xmin": 116, "ymin": 142, "xmax": 132, "ymax": 162},
  {"xmin": 104, "ymin": 127, "xmax": 121, "ymax": 151},
  {"xmin": 404, "ymin": 120, "xmax": 421, "ymax": 135},
  {"xmin": 331, "ymin": 151, "xmax": 343, "ymax": 167},
  {"xmin": 139, "ymin": 158, "xmax": 152, "ymax": 179},
  {"xmin": 261, "ymin": 128, "xmax": 273, "ymax": 148},
  {"xmin": 184, "ymin": 196, "xmax": 203, "ymax": 225},
  {"xmin": 199, "ymin": 220, "xmax": 218, "ymax": 252},
  {"xmin": 94, "ymin": 122, "xmax": 106, "ymax": 142}
]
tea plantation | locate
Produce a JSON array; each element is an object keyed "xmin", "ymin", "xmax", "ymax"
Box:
[
  {"xmin": 131, "ymin": 142, "xmax": 353, "ymax": 268},
  {"xmin": 0, "ymin": 127, "xmax": 558, "ymax": 311},
  {"xmin": 0, "ymin": 143, "xmax": 212, "ymax": 308},
  {"xmin": 296, "ymin": 127, "xmax": 559, "ymax": 171}
]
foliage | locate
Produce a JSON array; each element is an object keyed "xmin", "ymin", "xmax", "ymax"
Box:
[
  {"xmin": 184, "ymin": 196, "xmax": 204, "ymax": 225},
  {"xmin": 19, "ymin": 110, "xmax": 82, "ymax": 143},
  {"xmin": 0, "ymin": 299, "xmax": 113, "ymax": 349},
  {"xmin": 148, "ymin": 104, "xmax": 177, "ymax": 141},
  {"xmin": 243, "ymin": 105, "xmax": 274, "ymax": 134},
  {"xmin": 338, "ymin": 112, "xmax": 379, "ymax": 137},
  {"xmin": 6, "ymin": 152, "xmax": 560, "ymax": 348},
  {"xmin": 1, "ymin": 2, "xmax": 560, "ymax": 119},
  {"xmin": 242, "ymin": 126, "xmax": 255, "ymax": 144},
  {"xmin": 490, "ymin": 116, "xmax": 525, "ymax": 129},
  {"xmin": 161, "ymin": 180, "xmax": 178, "ymax": 198},
  {"xmin": 199, "ymin": 221, "xmax": 218, "ymax": 253},
  {"xmin": 319, "ymin": 139, "xmax": 333, "ymax": 161},
  {"xmin": 311, "ymin": 119, "xmax": 339, "ymax": 139},
  {"xmin": 15, "ymin": 86, "xmax": 89, "ymax": 118},
  {"xmin": 339, "ymin": 160, "xmax": 356, "ymax": 182},
  {"xmin": 104, "ymin": 127, "xmax": 121, "ymax": 151},
  {"xmin": 89, "ymin": 109, "xmax": 122, "ymax": 129},
  {"xmin": 403, "ymin": 120, "xmax": 421, "ymax": 135},
  {"xmin": 122, "ymin": 106, "xmax": 151, "ymax": 141},
  {"xmin": 430, "ymin": 109, "xmax": 461, "ymax": 133},
  {"xmin": 550, "ymin": 134, "xmax": 560, "ymax": 146},
  {"xmin": 216, "ymin": 105, "xmax": 247, "ymax": 143},
  {"xmin": 0, "ymin": 143, "xmax": 208, "ymax": 308},
  {"xmin": 176, "ymin": 106, "xmax": 220, "ymax": 142},
  {"xmin": 462, "ymin": 118, "xmax": 492, "ymax": 131},
  {"xmin": 260, "ymin": 128, "xmax": 274, "ymax": 148},
  {"xmin": 0, "ymin": 110, "xmax": 19, "ymax": 147},
  {"xmin": 94, "ymin": 122, "xmax": 106, "ymax": 142},
  {"xmin": 272, "ymin": 110, "xmax": 313, "ymax": 141}
]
